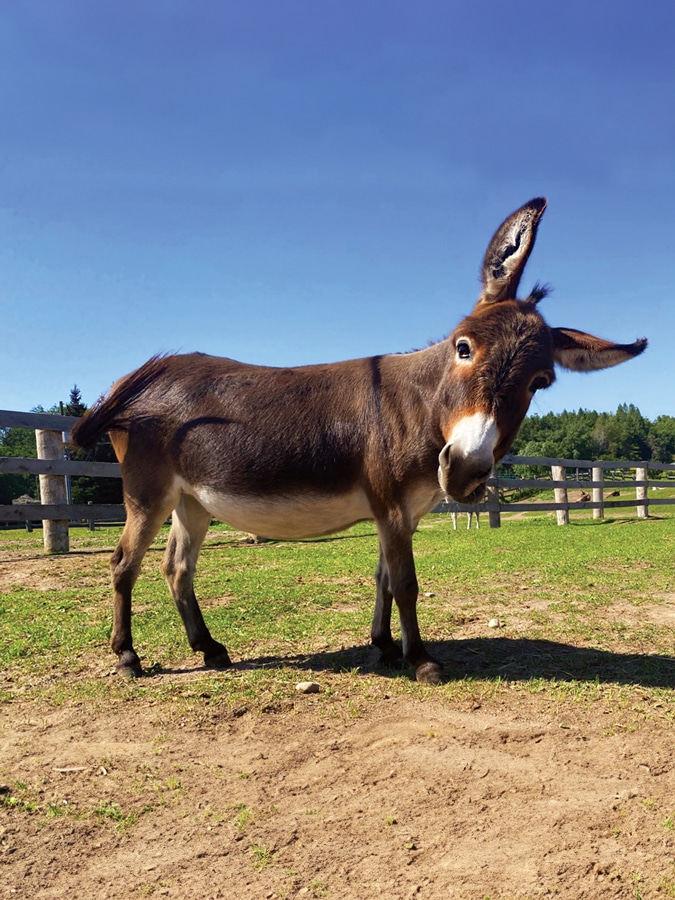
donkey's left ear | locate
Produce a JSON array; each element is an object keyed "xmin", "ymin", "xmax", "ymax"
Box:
[
  {"xmin": 551, "ymin": 328, "xmax": 647, "ymax": 371},
  {"xmin": 477, "ymin": 197, "xmax": 547, "ymax": 306}
]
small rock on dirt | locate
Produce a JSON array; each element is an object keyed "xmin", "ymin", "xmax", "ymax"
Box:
[{"xmin": 295, "ymin": 681, "xmax": 321, "ymax": 694}]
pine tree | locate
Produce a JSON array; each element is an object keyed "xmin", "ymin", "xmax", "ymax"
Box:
[{"xmin": 65, "ymin": 385, "xmax": 87, "ymax": 418}]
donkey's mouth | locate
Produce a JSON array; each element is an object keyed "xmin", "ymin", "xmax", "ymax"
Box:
[
  {"xmin": 462, "ymin": 483, "xmax": 486, "ymax": 504},
  {"xmin": 440, "ymin": 480, "xmax": 487, "ymax": 504}
]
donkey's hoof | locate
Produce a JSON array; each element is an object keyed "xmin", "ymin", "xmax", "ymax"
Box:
[
  {"xmin": 116, "ymin": 651, "xmax": 143, "ymax": 679},
  {"xmin": 378, "ymin": 649, "xmax": 406, "ymax": 670},
  {"xmin": 415, "ymin": 661, "xmax": 444, "ymax": 685},
  {"xmin": 204, "ymin": 645, "xmax": 232, "ymax": 670}
]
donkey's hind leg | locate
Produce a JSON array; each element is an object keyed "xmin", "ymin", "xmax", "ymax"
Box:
[
  {"xmin": 111, "ymin": 491, "xmax": 178, "ymax": 678},
  {"xmin": 161, "ymin": 493, "xmax": 232, "ymax": 670}
]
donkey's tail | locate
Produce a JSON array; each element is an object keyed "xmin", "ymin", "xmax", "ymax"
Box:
[{"xmin": 71, "ymin": 354, "xmax": 173, "ymax": 450}]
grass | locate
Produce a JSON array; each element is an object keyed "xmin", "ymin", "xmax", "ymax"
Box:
[
  {"xmin": 0, "ymin": 785, "xmax": 144, "ymax": 833},
  {"xmin": 250, "ymin": 842, "xmax": 274, "ymax": 871},
  {"xmin": 1, "ymin": 508, "xmax": 674, "ymax": 714}
]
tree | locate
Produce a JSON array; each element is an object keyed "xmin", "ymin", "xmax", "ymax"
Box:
[
  {"xmin": 0, "ymin": 418, "xmax": 39, "ymax": 503},
  {"xmin": 648, "ymin": 416, "xmax": 675, "ymax": 464},
  {"xmin": 65, "ymin": 385, "xmax": 87, "ymax": 418},
  {"xmin": 64, "ymin": 386, "xmax": 123, "ymax": 505},
  {"xmin": 509, "ymin": 404, "xmax": 675, "ymax": 468}
]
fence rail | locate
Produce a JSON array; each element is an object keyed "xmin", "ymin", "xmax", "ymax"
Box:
[
  {"xmin": 1, "ymin": 504, "xmax": 126, "ymax": 524},
  {"xmin": 3, "ymin": 408, "xmax": 675, "ymax": 552}
]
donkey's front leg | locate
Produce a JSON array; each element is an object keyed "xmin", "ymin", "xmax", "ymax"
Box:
[
  {"xmin": 376, "ymin": 516, "xmax": 443, "ymax": 685},
  {"xmin": 371, "ymin": 544, "xmax": 405, "ymax": 669},
  {"xmin": 162, "ymin": 495, "xmax": 231, "ymax": 669}
]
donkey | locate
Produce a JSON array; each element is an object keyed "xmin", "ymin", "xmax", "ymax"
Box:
[
  {"xmin": 72, "ymin": 198, "xmax": 646, "ymax": 684},
  {"xmin": 451, "ymin": 511, "xmax": 480, "ymax": 530}
]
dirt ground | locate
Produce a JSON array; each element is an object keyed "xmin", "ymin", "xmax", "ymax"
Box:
[
  {"xmin": 1, "ymin": 540, "xmax": 674, "ymax": 899},
  {"xmin": 2, "ymin": 676, "xmax": 674, "ymax": 899}
]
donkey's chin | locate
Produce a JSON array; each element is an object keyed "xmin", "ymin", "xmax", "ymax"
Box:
[{"xmin": 446, "ymin": 482, "xmax": 487, "ymax": 504}]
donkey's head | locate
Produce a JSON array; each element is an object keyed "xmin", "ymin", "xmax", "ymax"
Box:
[{"xmin": 438, "ymin": 198, "xmax": 647, "ymax": 503}]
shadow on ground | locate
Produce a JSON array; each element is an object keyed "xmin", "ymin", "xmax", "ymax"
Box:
[{"xmin": 231, "ymin": 637, "xmax": 675, "ymax": 688}]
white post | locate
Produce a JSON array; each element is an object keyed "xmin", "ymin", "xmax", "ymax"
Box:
[
  {"xmin": 35, "ymin": 429, "xmax": 70, "ymax": 553},
  {"xmin": 592, "ymin": 466, "xmax": 604, "ymax": 520},
  {"xmin": 552, "ymin": 465, "xmax": 569, "ymax": 525},
  {"xmin": 636, "ymin": 466, "xmax": 649, "ymax": 519}
]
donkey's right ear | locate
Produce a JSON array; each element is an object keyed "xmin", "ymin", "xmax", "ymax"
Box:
[{"xmin": 476, "ymin": 197, "xmax": 547, "ymax": 306}]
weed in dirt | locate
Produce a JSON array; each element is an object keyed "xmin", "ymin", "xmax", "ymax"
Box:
[
  {"xmin": 232, "ymin": 803, "xmax": 253, "ymax": 832},
  {"xmin": 250, "ymin": 842, "xmax": 274, "ymax": 871},
  {"xmin": 1, "ymin": 787, "xmax": 39, "ymax": 814},
  {"xmin": 94, "ymin": 799, "xmax": 138, "ymax": 831},
  {"xmin": 632, "ymin": 873, "xmax": 645, "ymax": 900}
]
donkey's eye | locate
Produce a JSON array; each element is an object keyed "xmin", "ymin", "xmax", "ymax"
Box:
[
  {"xmin": 529, "ymin": 375, "xmax": 550, "ymax": 393},
  {"xmin": 456, "ymin": 340, "xmax": 472, "ymax": 360}
]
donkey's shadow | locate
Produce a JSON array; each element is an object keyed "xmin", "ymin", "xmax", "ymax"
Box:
[{"xmin": 237, "ymin": 637, "xmax": 675, "ymax": 689}]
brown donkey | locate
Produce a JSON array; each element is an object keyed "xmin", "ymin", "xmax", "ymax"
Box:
[{"xmin": 73, "ymin": 198, "xmax": 646, "ymax": 683}]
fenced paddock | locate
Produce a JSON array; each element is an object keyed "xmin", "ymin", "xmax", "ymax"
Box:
[{"xmin": 2, "ymin": 408, "xmax": 675, "ymax": 552}]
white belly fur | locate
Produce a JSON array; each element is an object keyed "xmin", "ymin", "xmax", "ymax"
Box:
[
  {"xmin": 180, "ymin": 480, "xmax": 442, "ymax": 540},
  {"xmin": 186, "ymin": 485, "xmax": 373, "ymax": 540}
]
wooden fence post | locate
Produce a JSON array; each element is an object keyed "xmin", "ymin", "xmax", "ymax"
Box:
[
  {"xmin": 552, "ymin": 465, "xmax": 569, "ymax": 525},
  {"xmin": 35, "ymin": 429, "xmax": 70, "ymax": 553},
  {"xmin": 592, "ymin": 466, "xmax": 604, "ymax": 520},
  {"xmin": 636, "ymin": 466, "xmax": 649, "ymax": 519},
  {"xmin": 487, "ymin": 467, "xmax": 501, "ymax": 529}
]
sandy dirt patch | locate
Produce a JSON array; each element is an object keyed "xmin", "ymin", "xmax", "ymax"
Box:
[{"xmin": 2, "ymin": 687, "xmax": 674, "ymax": 900}]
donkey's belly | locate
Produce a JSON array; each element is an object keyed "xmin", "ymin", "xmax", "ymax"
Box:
[{"xmin": 187, "ymin": 485, "xmax": 374, "ymax": 540}]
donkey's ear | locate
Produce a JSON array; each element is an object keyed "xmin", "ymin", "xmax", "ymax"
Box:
[
  {"xmin": 552, "ymin": 328, "xmax": 648, "ymax": 371},
  {"xmin": 477, "ymin": 197, "xmax": 547, "ymax": 306}
]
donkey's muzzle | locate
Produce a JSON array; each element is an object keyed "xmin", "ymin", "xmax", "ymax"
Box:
[{"xmin": 438, "ymin": 441, "xmax": 492, "ymax": 503}]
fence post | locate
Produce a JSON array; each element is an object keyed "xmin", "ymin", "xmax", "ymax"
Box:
[
  {"xmin": 487, "ymin": 467, "xmax": 501, "ymax": 529},
  {"xmin": 552, "ymin": 465, "xmax": 569, "ymax": 525},
  {"xmin": 35, "ymin": 429, "xmax": 70, "ymax": 553},
  {"xmin": 592, "ymin": 466, "xmax": 604, "ymax": 520},
  {"xmin": 636, "ymin": 466, "xmax": 649, "ymax": 519}
]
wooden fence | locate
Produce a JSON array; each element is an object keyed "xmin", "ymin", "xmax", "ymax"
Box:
[
  {"xmin": 0, "ymin": 409, "xmax": 123, "ymax": 551},
  {"xmin": 437, "ymin": 454, "xmax": 675, "ymax": 527},
  {"xmin": 2, "ymin": 409, "xmax": 675, "ymax": 552}
]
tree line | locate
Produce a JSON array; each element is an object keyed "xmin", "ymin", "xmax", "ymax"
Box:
[
  {"xmin": 509, "ymin": 404, "xmax": 675, "ymax": 465},
  {"xmin": 2, "ymin": 392, "xmax": 674, "ymax": 506}
]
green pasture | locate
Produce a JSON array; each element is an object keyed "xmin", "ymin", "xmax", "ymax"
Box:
[{"xmin": 1, "ymin": 505, "xmax": 674, "ymax": 716}]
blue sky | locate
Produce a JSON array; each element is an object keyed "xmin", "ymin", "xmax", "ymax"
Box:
[{"xmin": 1, "ymin": 1, "xmax": 673, "ymax": 421}]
